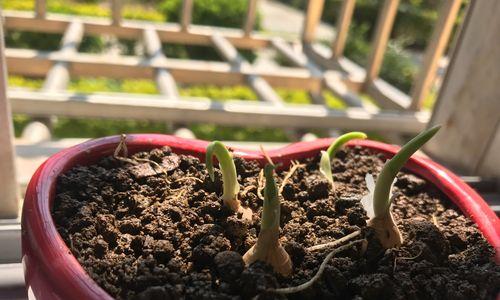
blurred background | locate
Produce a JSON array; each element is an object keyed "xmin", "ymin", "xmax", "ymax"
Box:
[{"xmin": 4, "ymin": 0, "xmax": 465, "ymax": 142}]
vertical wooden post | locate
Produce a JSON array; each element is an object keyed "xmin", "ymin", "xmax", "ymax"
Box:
[
  {"xmin": 302, "ymin": 0, "xmax": 325, "ymax": 43},
  {"xmin": 0, "ymin": 9, "xmax": 20, "ymax": 218},
  {"xmin": 364, "ymin": 0, "xmax": 399, "ymax": 86},
  {"xmin": 111, "ymin": 0, "xmax": 122, "ymax": 26},
  {"xmin": 331, "ymin": 0, "xmax": 356, "ymax": 59},
  {"xmin": 409, "ymin": 0, "xmax": 461, "ymax": 110},
  {"xmin": 181, "ymin": 0, "xmax": 194, "ymax": 32},
  {"xmin": 243, "ymin": 0, "xmax": 258, "ymax": 36},
  {"xmin": 426, "ymin": 1, "xmax": 500, "ymax": 180},
  {"xmin": 35, "ymin": 0, "xmax": 46, "ymax": 19}
]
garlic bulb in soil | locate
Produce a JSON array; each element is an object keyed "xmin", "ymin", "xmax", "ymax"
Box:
[
  {"xmin": 320, "ymin": 132, "xmax": 367, "ymax": 188},
  {"xmin": 361, "ymin": 125, "xmax": 441, "ymax": 249},
  {"xmin": 243, "ymin": 164, "xmax": 292, "ymax": 276},
  {"xmin": 206, "ymin": 141, "xmax": 252, "ymax": 220}
]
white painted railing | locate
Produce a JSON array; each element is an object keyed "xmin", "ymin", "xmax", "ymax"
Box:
[{"xmin": 0, "ymin": 0, "xmax": 472, "ymax": 217}]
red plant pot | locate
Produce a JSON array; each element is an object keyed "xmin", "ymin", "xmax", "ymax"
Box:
[{"xmin": 22, "ymin": 134, "xmax": 500, "ymax": 299}]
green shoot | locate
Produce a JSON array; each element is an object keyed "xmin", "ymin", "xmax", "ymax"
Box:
[
  {"xmin": 320, "ymin": 132, "xmax": 367, "ymax": 187},
  {"xmin": 261, "ymin": 164, "xmax": 280, "ymax": 230},
  {"xmin": 373, "ymin": 125, "xmax": 441, "ymax": 217},
  {"xmin": 206, "ymin": 141, "xmax": 251, "ymax": 220},
  {"xmin": 243, "ymin": 164, "xmax": 292, "ymax": 276},
  {"xmin": 362, "ymin": 125, "xmax": 441, "ymax": 248}
]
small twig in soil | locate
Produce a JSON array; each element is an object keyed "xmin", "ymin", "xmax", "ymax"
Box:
[
  {"xmin": 171, "ymin": 188, "xmax": 187, "ymax": 204},
  {"xmin": 269, "ymin": 239, "xmax": 365, "ymax": 294},
  {"xmin": 69, "ymin": 235, "xmax": 75, "ymax": 252},
  {"xmin": 393, "ymin": 247, "xmax": 423, "ymax": 272},
  {"xmin": 113, "ymin": 134, "xmax": 139, "ymax": 165},
  {"xmin": 241, "ymin": 185, "xmax": 256, "ymax": 197},
  {"xmin": 175, "ymin": 176, "xmax": 204, "ymax": 184},
  {"xmin": 168, "ymin": 187, "xmax": 183, "ymax": 193},
  {"xmin": 307, "ymin": 230, "xmax": 361, "ymax": 252},
  {"xmin": 279, "ymin": 161, "xmax": 305, "ymax": 194},
  {"xmin": 431, "ymin": 213, "xmax": 440, "ymax": 228},
  {"xmin": 259, "ymin": 144, "xmax": 274, "ymax": 166},
  {"xmin": 257, "ymin": 169, "xmax": 265, "ymax": 200}
]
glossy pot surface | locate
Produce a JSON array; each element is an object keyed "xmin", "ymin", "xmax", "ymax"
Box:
[{"xmin": 22, "ymin": 135, "xmax": 500, "ymax": 299}]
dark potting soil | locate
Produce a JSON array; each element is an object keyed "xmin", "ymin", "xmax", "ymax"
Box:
[{"xmin": 52, "ymin": 145, "xmax": 499, "ymax": 300}]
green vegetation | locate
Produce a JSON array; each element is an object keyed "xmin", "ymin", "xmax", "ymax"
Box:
[
  {"xmin": 159, "ymin": 0, "xmax": 260, "ymax": 62},
  {"xmin": 319, "ymin": 132, "xmax": 367, "ymax": 187},
  {"xmin": 160, "ymin": 0, "xmax": 258, "ymax": 29},
  {"xmin": 206, "ymin": 141, "xmax": 252, "ymax": 220},
  {"xmin": 281, "ymin": 0, "xmax": 466, "ymax": 94},
  {"xmin": 361, "ymin": 125, "xmax": 441, "ymax": 248},
  {"xmin": 340, "ymin": 23, "xmax": 418, "ymax": 93},
  {"xmin": 242, "ymin": 163, "xmax": 292, "ymax": 276},
  {"xmin": 206, "ymin": 142, "xmax": 240, "ymax": 209},
  {"xmin": 1, "ymin": 0, "xmax": 164, "ymax": 21}
]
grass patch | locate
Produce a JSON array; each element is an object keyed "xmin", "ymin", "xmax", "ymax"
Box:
[
  {"xmin": 9, "ymin": 76, "xmax": 44, "ymax": 89},
  {"xmin": 1, "ymin": 0, "xmax": 164, "ymax": 22},
  {"xmin": 68, "ymin": 78, "xmax": 159, "ymax": 94}
]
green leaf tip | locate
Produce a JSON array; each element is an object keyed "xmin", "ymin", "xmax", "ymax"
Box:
[
  {"xmin": 326, "ymin": 132, "xmax": 367, "ymax": 159},
  {"xmin": 373, "ymin": 125, "xmax": 441, "ymax": 217},
  {"xmin": 320, "ymin": 132, "xmax": 368, "ymax": 186},
  {"xmin": 205, "ymin": 141, "xmax": 240, "ymax": 205},
  {"xmin": 243, "ymin": 162, "xmax": 292, "ymax": 276},
  {"xmin": 262, "ymin": 163, "xmax": 280, "ymax": 230},
  {"xmin": 319, "ymin": 151, "xmax": 334, "ymax": 186}
]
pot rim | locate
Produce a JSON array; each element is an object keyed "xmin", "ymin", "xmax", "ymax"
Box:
[{"xmin": 22, "ymin": 134, "xmax": 500, "ymax": 299}]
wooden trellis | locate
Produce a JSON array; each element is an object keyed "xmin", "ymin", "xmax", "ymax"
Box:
[{"xmin": 0, "ymin": 0, "xmax": 465, "ymax": 218}]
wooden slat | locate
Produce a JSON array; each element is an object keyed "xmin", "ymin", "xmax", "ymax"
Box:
[
  {"xmin": 59, "ymin": 22, "xmax": 84, "ymax": 55},
  {"xmin": 271, "ymin": 38, "xmax": 322, "ymax": 77},
  {"xmin": 211, "ymin": 33, "xmax": 245, "ymax": 67},
  {"xmin": 2, "ymin": 11, "xmax": 269, "ymax": 49},
  {"xmin": 0, "ymin": 227, "xmax": 22, "ymax": 263},
  {"xmin": 111, "ymin": 0, "xmax": 122, "ymax": 26},
  {"xmin": 143, "ymin": 27, "xmax": 179, "ymax": 99},
  {"xmin": 42, "ymin": 21, "xmax": 84, "ymax": 92},
  {"xmin": 155, "ymin": 70, "xmax": 180, "ymax": 98},
  {"xmin": 478, "ymin": 125, "xmax": 500, "ymax": 185},
  {"xmin": 331, "ymin": 0, "xmax": 356, "ymax": 59},
  {"xmin": 409, "ymin": 0, "xmax": 461, "ymax": 110},
  {"xmin": 366, "ymin": 78, "xmax": 410, "ymax": 110},
  {"xmin": 270, "ymin": 38, "xmax": 324, "ymax": 104},
  {"xmin": 323, "ymin": 71, "xmax": 364, "ymax": 108},
  {"xmin": 0, "ymin": 13, "xmax": 19, "ymax": 218},
  {"xmin": 8, "ymin": 90, "xmax": 430, "ymax": 134},
  {"xmin": 364, "ymin": 0, "xmax": 399, "ymax": 85},
  {"xmin": 303, "ymin": 43, "xmax": 365, "ymax": 91},
  {"xmin": 302, "ymin": 0, "xmax": 325, "ymax": 43},
  {"xmin": 246, "ymin": 75, "xmax": 284, "ymax": 105},
  {"xmin": 6, "ymin": 48, "xmax": 321, "ymax": 90},
  {"xmin": 426, "ymin": 0, "xmax": 500, "ymax": 177},
  {"xmin": 272, "ymin": 39, "xmax": 307, "ymax": 67},
  {"xmin": 243, "ymin": 0, "xmax": 258, "ymax": 36},
  {"xmin": 42, "ymin": 62, "xmax": 71, "ymax": 91},
  {"xmin": 35, "ymin": 0, "xmax": 46, "ymax": 19},
  {"xmin": 181, "ymin": 0, "xmax": 194, "ymax": 32},
  {"xmin": 211, "ymin": 33, "xmax": 284, "ymax": 105}
]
